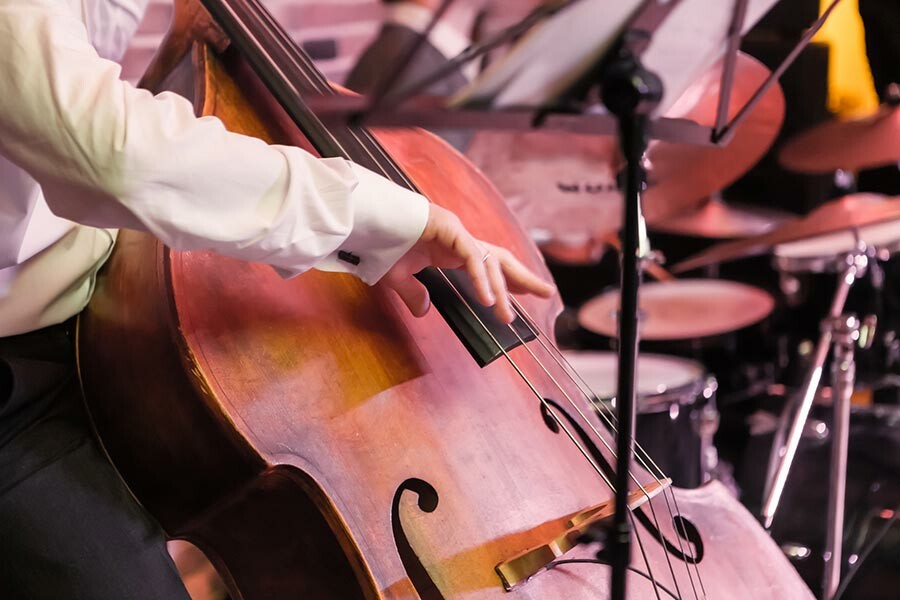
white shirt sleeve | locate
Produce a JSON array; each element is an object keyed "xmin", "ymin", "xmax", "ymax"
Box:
[{"xmin": 0, "ymin": 0, "xmax": 430, "ymax": 284}]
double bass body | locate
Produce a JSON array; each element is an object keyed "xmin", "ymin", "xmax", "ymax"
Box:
[{"xmin": 77, "ymin": 1, "xmax": 814, "ymax": 598}]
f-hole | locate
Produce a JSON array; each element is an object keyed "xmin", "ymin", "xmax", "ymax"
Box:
[
  {"xmin": 540, "ymin": 399, "xmax": 616, "ymax": 483},
  {"xmin": 540, "ymin": 398, "xmax": 704, "ymax": 564},
  {"xmin": 634, "ymin": 509, "xmax": 705, "ymax": 563},
  {"xmin": 391, "ymin": 478, "xmax": 446, "ymax": 600}
]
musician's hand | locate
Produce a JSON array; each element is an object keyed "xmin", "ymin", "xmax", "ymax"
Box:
[{"xmin": 380, "ymin": 205, "xmax": 555, "ymax": 323}]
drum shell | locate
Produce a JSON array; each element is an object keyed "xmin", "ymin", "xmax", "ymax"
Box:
[
  {"xmin": 565, "ymin": 351, "xmax": 719, "ymax": 488},
  {"xmin": 633, "ymin": 394, "xmax": 719, "ymax": 489}
]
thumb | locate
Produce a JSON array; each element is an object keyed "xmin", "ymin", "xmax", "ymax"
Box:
[{"xmin": 386, "ymin": 277, "xmax": 432, "ymax": 317}]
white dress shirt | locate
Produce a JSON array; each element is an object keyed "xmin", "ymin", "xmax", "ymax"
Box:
[{"xmin": 0, "ymin": 0, "xmax": 429, "ymax": 337}]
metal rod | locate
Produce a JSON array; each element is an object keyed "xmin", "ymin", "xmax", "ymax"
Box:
[
  {"xmin": 385, "ymin": 0, "xmax": 581, "ymax": 107},
  {"xmin": 610, "ymin": 110, "xmax": 649, "ymax": 600},
  {"xmin": 361, "ymin": 0, "xmax": 456, "ymax": 118},
  {"xmin": 715, "ymin": 0, "xmax": 846, "ymax": 144},
  {"xmin": 713, "ymin": 0, "xmax": 749, "ymax": 133},
  {"xmin": 822, "ymin": 315, "xmax": 859, "ymax": 599},
  {"xmin": 309, "ymin": 94, "xmax": 715, "ymax": 144},
  {"xmin": 600, "ymin": 5, "xmax": 677, "ymax": 597},
  {"xmin": 761, "ymin": 257, "xmax": 862, "ymax": 528}
]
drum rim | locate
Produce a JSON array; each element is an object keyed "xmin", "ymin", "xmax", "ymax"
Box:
[
  {"xmin": 773, "ymin": 221, "xmax": 900, "ymax": 273},
  {"xmin": 561, "ymin": 350, "xmax": 716, "ymax": 413},
  {"xmin": 773, "ymin": 239, "xmax": 900, "ymax": 274}
]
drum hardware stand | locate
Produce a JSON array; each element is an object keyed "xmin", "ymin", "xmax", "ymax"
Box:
[
  {"xmin": 759, "ymin": 246, "xmax": 878, "ymax": 600},
  {"xmin": 821, "ymin": 313, "xmax": 863, "ymax": 600}
]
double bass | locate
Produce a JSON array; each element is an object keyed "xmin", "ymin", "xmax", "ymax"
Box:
[{"xmin": 77, "ymin": 1, "xmax": 814, "ymax": 598}]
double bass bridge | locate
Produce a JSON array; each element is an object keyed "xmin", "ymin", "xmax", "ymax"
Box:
[{"xmin": 495, "ymin": 478, "xmax": 671, "ymax": 590}]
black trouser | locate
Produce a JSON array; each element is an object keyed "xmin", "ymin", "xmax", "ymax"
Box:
[{"xmin": 0, "ymin": 322, "xmax": 190, "ymax": 600}]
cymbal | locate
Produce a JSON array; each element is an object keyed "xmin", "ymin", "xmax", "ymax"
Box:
[
  {"xmin": 652, "ymin": 196, "xmax": 795, "ymax": 239},
  {"xmin": 779, "ymin": 104, "xmax": 900, "ymax": 174},
  {"xmin": 578, "ymin": 279, "xmax": 775, "ymax": 341},
  {"xmin": 672, "ymin": 193, "xmax": 900, "ymax": 273},
  {"xmin": 465, "ymin": 52, "xmax": 785, "ymax": 239}
]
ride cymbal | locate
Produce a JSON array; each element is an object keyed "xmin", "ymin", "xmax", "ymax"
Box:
[{"xmin": 672, "ymin": 193, "xmax": 900, "ymax": 273}]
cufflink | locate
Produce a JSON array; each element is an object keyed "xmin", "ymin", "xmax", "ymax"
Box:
[{"xmin": 337, "ymin": 250, "xmax": 361, "ymax": 266}]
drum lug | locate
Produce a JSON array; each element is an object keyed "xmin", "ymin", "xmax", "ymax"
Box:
[{"xmin": 692, "ymin": 396, "xmax": 720, "ymax": 484}]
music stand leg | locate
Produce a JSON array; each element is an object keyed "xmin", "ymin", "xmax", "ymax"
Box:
[{"xmin": 601, "ymin": 48, "xmax": 662, "ymax": 600}]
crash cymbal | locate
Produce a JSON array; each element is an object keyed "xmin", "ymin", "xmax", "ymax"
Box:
[
  {"xmin": 779, "ymin": 103, "xmax": 900, "ymax": 174},
  {"xmin": 465, "ymin": 52, "xmax": 785, "ymax": 240},
  {"xmin": 652, "ymin": 196, "xmax": 795, "ymax": 239},
  {"xmin": 672, "ymin": 193, "xmax": 900, "ymax": 273}
]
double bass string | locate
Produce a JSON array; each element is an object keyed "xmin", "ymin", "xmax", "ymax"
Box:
[
  {"xmin": 247, "ymin": 0, "xmax": 626, "ymax": 489},
  {"xmin": 308, "ymin": 58, "xmax": 677, "ymax": 600},
  {"xmin": 508, "ymin": 299, "xmax": 677, "ymax": 483},
  {"xmin": 504, "ymin": 290, "xmax": 703, "ymax": 598},
  {"xmin": 427, "ymin": 271, "xmax": 617, "ymax": 491},
  {"xmin": 509, "ymin": 298, "xmax": 706, "ymax": 599},
  {"xmin": 508, "ymin": 303, "xmax": 665, "ymax": 476},
  {"xmin": 240, "ymin": 6, "xmax": 682, "ymax": 596},
  {"xmin": 423, "ymin": 269, "xmax": 665, "ymax": 600},
  {"xmin": 502, "ymin": 302, "xmax": 689, "ymax": 600}
]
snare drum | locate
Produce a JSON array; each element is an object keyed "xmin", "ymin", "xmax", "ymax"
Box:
[{"xmin": 563, "ymin": 351, "xmax": 719, "ymax": 488}]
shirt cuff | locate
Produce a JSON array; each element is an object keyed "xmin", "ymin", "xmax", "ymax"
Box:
[{"xmin": 314, "ymin": 162, "xmax": 430, "ymax": 284}]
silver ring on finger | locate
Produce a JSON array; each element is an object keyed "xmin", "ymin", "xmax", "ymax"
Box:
[{"xmin": 481, "ymin": 251, "xmax": 491, "ymax": 264}]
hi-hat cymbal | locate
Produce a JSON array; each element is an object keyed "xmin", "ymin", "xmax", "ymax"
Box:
[
  {"xmin": 652, "ymin": 196, "xmax": 795, "ymax": 239},
  {"xmin": 672, "ymin": 193, "xmax": 900, "ymax": 273},
  {"xmin": 779, "ymin": 103, "xmax": 900, "ymax": 174},
  {"xmin": 465, "ymin": 52, "xmax": 785, "ymax": 239}
]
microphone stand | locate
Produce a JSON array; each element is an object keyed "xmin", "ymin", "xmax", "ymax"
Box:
[{"xmin": 601, "ymin": 38, "xmax": 662, "ymax": 600}]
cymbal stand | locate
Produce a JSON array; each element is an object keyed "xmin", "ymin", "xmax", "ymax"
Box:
[
  {"xmin": 760, "ymin": 248, "xmax": 870, "ymax": 600},
  {"xmin": 822, "ymin": 314, "xmax": 861, "ymax": 600}
]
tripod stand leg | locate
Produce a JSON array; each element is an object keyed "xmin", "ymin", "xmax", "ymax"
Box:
[{"xmin": 761, "ymin": 259, "xmax": 862, "ymax": 528}]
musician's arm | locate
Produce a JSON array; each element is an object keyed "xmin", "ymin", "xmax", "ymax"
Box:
[{"xmin": 0, "ymin": 0, "xmax": 428, "ymax": 284}]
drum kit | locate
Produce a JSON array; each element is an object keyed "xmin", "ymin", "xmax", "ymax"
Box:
[{"xmin": 468, "ymin": 60, "xmax": 900, "ymax": 597}]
